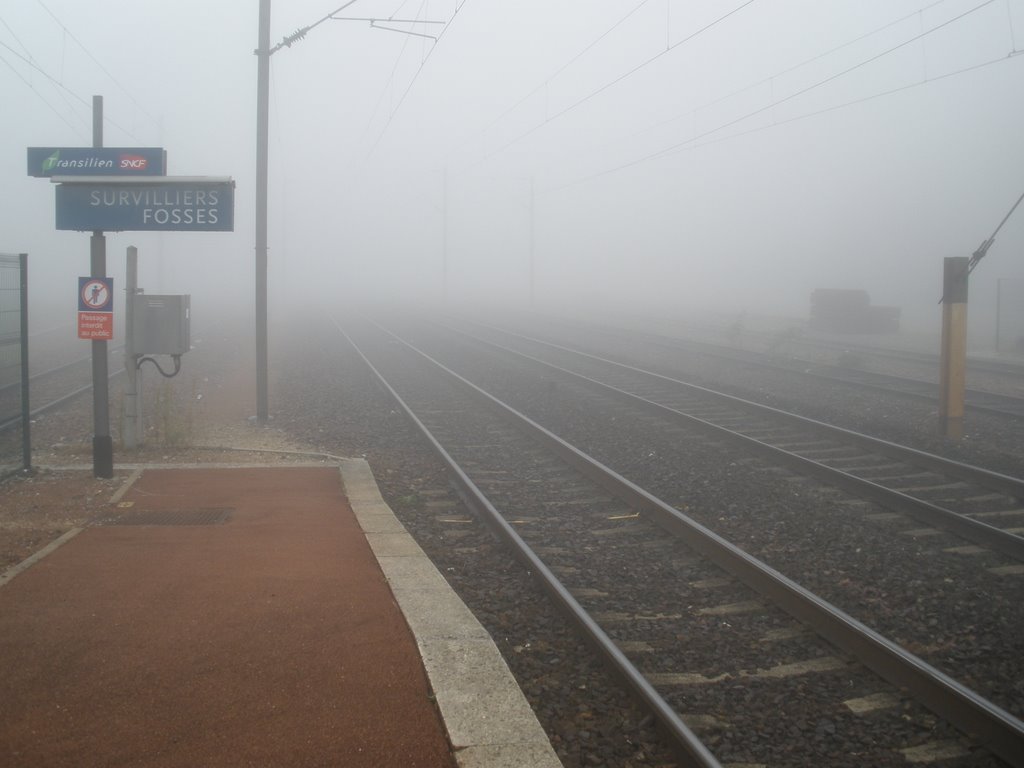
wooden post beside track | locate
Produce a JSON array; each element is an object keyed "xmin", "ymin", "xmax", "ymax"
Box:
[{"xmin": 939, "ymin": 256, "xmax": 969, "ymax": 439}]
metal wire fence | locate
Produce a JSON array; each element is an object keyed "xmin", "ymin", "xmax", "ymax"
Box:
[{"xmin": 0, "ymin": 253, "xmax": 30, "ymax": 476}]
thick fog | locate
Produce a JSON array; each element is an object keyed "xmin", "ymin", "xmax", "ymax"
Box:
[{"xmin": 3, "ymin": 0, "xmax": 1024, "ymax": 341}]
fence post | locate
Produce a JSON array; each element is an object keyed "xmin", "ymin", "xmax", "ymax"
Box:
[{"xmin": 19, "ymin": 253, "xmax": 31, "ymax": 473}]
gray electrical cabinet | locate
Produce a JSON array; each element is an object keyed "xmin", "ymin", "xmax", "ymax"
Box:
[{"xmin": 133, "ymin": 294, "xmax": 190, "ymax": 355}]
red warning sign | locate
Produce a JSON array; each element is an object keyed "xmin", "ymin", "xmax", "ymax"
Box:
[
  {"xmin": 78, "ymin": 311, "xmax": 113, "ymax": 340},
  {"xmin": 78, "ymin": 276, "xmax": 114, "ymax": 339}
]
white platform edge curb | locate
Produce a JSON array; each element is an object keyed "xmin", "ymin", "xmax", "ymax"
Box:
[{"xmin": 339, "ymin": 459, "xmax": 564, "ymax": 768}]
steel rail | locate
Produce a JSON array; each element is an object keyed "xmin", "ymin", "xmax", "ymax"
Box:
[
  {"xmin": 696, "ymin": 323, "xmax": 1024, "ymax": 378},
  {"xmin": 632, "ymin": 330, "xmax": 1024, "ymax": 420},
  {"xmin": 777, "ymin": 363, "xmax": 1024, "ymax": 419},
  {"xmin": 0, "ymin": 346, "xmax": 124, "ymax": 399},
  {"xmin": 516, "ymin": 315, "xmax": 1024, "ymax": 418},
  {"xmin": 439, "ymin": 323, "xmax": 1024, "ymax": 561},
  {"xmin": 330, "ymin": 315, "xmax": 722, "ymax": 768},
  {"xmin": 349, "ymin": 317, "xmax": 1024, "ymax": 767},
  {"xmin": 455, "ymin": 320, "xmax": 1024, "ymax": 500},
  {"xmin": 561, "ymin": 314, "xmax": 1024, "ymax": 379},
  {"xmin": 0, "ymin": 368, "xmax": 123, "ymax": 434}
]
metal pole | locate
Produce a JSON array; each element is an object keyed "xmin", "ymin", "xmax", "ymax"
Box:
[
  {"xmin": 529, "ymin": 176, "xmax": 536, "ymax": 308},
  {"xmin": 442, "ymin": 167, "xmax": 448, "ymax": 303},
  {"xmin": 255, "ymin": 0, "xmax": 271, "ymax": 424},
  {"xmin": 123, "ymin": 246, "xmax": 140, "ymax": 449},
  {"xmin": 995, "ymin": 278, "xmax": 1002, "ymax": 353},
  {"xmin": 19, "ymin": 253, "xmax": 31, "ymax": 474},
  {"xmin": 938, "ymin": 256, "xmax": 969, "ymax": 439},
  {"xmin": 91, "ymin": 95, "xmax": 113, "ymax": 477}
]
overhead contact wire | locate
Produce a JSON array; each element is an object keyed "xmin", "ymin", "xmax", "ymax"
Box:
[
  {"xmin": 35, "ymin": 0, "xmax": 158, "ymax": 132},
  {"xmin": 484, "ymin": 0, "xmax": 758, "ymax": 162},
  {"xmin": 545, "ymin": 0, "xmax": 956, "ymax": 182},
  {"xmin": 572, "ymin": 0, "xmax": 1001, "ymax": 186},
  {"xmin": 364, "ymin": 0, "xmax": 473, "ymax": 161},
  {"xmin": 480, "ymin": 0, "xmax": 656, "ymax": 136},
  {"xmin": 0, "ymin": 48, "xmax": 84, "ymax": 136}
]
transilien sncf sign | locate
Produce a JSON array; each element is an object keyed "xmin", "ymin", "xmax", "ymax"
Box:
[{"xmin": 27, "ymin": 147, "xmax": 166, "ymax": 177}]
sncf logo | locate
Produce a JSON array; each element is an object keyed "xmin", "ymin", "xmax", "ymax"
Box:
[{"xmin": 119, "ymin": 155, "xmax": 148, "ymax": 170}]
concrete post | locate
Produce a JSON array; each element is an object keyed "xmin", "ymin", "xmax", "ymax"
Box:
[
  {"xmin": 938, "ymin": 256, "xmax": 969, "ymax": 439},
  {"xmin": 123, "ymin": 246, "xmax": 140, "ymax": 449}
]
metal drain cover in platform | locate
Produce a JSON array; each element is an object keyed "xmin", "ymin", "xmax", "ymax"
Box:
[{"xmin": 100, "ymin": 508, "xmax": 233, "ymax": 526}]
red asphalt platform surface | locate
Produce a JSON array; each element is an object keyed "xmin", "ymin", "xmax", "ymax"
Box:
[{"xmin": 0, "ymin": 466, "xmax": 456, "ymax": 767}]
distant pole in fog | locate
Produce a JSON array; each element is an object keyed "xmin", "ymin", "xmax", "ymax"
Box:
[
  {"xmin": 442, "ymin": 167, "xmax": 449, "ymax": 303},
  {"xmin": 123, "ymin": 246, "xmax": 140, "ymax": 450},
  {"xmin": 255, "ymin": 0, "xmax": 271, "ymax": 425},
  {"xmin": 529, "ymin": 176, "xmax": 536, "ymax": 308},
  {"xmin": 255, "ymin": 2, "xmax": 446, "ymax": 355},
  {"xmin": 253, "ymin": 0, "xmax": 366, "ymax": 424},
  {"xmin": 938, "ymin": 256, "xmax": 969, "ymax": 439},
  {"xmin": 995, "ymin": 278, "xmax": 1003, "ymax": 352}
]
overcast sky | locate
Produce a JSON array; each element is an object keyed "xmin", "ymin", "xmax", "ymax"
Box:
[{"xmin": 3, "ymin": 0, "xmax": 1023, "ymax": 337}]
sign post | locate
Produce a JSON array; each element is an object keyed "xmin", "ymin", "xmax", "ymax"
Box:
[
  {"xmin": 89, "ymin": 96, "xmax": 113, "ymax": 478},
  {"xmin": 123, "ymin": 247, "xmax": 142, "ymax": 450},
  {"xmin": 29, "ymin": 97, "xmax": 234, "ymax": 477}
]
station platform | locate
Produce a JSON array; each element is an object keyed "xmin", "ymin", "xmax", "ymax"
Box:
[{"xmin": 0, "ymin": 460, "xmax": 562, "ymax": 767}]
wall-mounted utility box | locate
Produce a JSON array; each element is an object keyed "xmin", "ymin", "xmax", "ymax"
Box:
[{"xmin": 134, "ymin": 294, "xmax": 190, "ymax": 355}]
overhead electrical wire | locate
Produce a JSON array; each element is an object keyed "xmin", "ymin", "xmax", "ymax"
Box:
[
  {"xmin": 0, "ymin": 12, "xmax": 89, "ymax": 129},
  {"xmin": 392, "ymin": 0, "xmax": 415, "ymax": 16},
  {"xmin": 0, "ymin": 35, "xmax": 143, "ymax": 138},
  {"xmin": 434, "ymin": 0, "xmax": 660, "ymax": 173},
  {"xmin": 368, "ymin": 1, "xmax": 953, "ymax": 224},
  {"xmin": 4, "ymin": 3, "xmax": 153, "ymax": 140},
  {"xmin": 1006, "ymin": 0, "xmax": 1021, "ymax": 51},
  {"xmin": 0, "ymin": 36, "xmax": 90, "ymax": 108},
  {"xmin": 363, "ymin": 0, "xmax": 473, "ymax": 161},
  {"xmin": 0, "ymin": 15, "xmax": 28, "ymax": 53},
  {"xmin": 686, "ymin": 0, "xmax": 952, "ymax": 128},
  {"xmin": 0, "ymin": 48, "xmax": 83, "ymax": 136},
  {"xmin": 480, "ymin": 0, "xmax": 758, "ymax": 164},
  {"xmin": 22, "ymin": 15, "xmax": 93, "ymax": 129},
  {"xmin": 552, "ymin": 0, "xmax": 1003, "ymax": 189},
  {"xmin": 360, "ymin": 0, "xmax": 753, "ymax": 250},
  {"xmin": 477, "ymin": 0, "xmax": 656, "ymax": 138},
  {"xmin": 33, "ymin": 0, "xmax": 159, "ymax": 134},
  {"xmin": 544, "ymin": 0, "xmax": 957, "ymax": 184},
  {"xmin": 356, "ymin": 0, "xmax": 429, "ymax": 154},
  {"xmin": 553, "ymin": 51, "xmax": 1022, "ymax": 193}
]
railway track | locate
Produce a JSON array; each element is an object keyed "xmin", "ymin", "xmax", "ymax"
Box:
[
  {"xmin": 690, "ymin": 342, "xmax": 1024, "ymax": 421},
  {"xmin": 0, "ymin": 347, "xmax": 124, "ymax": 434},
  {"xmin": 694, "ymin": 321, "xmax": 1024, "ymax": 380},
  {"xmin": 332, "ymin": 314, "xmax": 1023, "ymax": 768},
  {"xmin": 612, "ymin": 314, "xmax": 1024, "ymax": 380},
  {"xmin": 519, "ymin": 316, "xmax": 1024, "ymax": 421},
  {"xmin": 443, "ymin": 320, "xmax": 1024, "ymax": 558}
]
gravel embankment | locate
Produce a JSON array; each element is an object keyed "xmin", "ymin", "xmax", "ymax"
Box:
[{"xmin": 275, "ymin": 317, "xmax": 1020, "ymax": 767}]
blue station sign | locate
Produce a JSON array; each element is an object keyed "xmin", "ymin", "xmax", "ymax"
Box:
[
  {"xmin": 54, "ymin": 178, "xmax": 235, "ymax": 232},
  {"xmin": 28, "ymin": 147, "xmax": 166, "ymax": 177}
]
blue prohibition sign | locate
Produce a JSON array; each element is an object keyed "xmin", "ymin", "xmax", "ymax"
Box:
[{"xmin": 79, "ymin": 277, "xmax": 113, "ymax": 312}]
